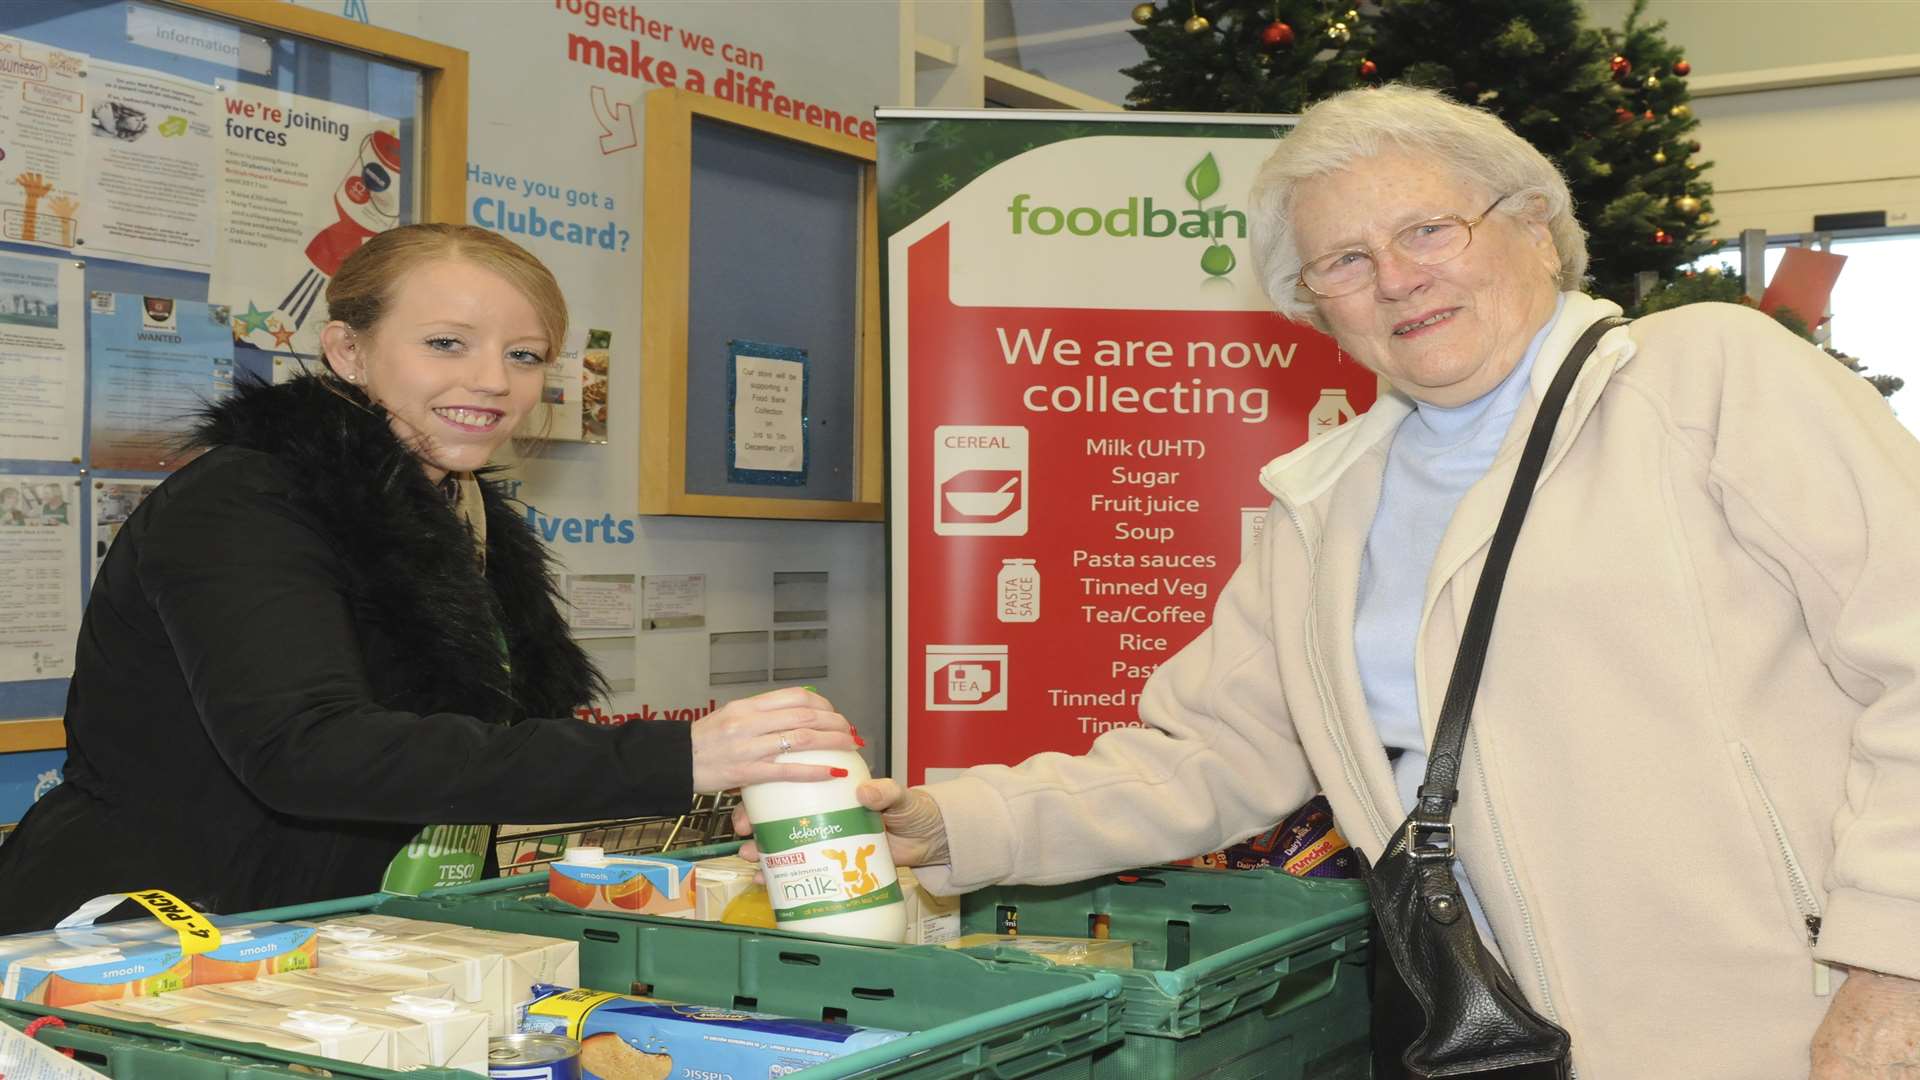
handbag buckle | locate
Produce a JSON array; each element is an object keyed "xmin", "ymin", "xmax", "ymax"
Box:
[{"xmin": 1406, "ymin": 819, "xmax": 1455, "ymax": 861}]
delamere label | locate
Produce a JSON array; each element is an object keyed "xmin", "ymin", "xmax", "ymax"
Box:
[{"xmin": 752, "ymin": 807, "xmax": 902, "ymax": 923}]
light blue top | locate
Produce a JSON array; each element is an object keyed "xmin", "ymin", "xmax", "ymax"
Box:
[{"xmin": 1353, "ymin": 295, "xmax": 1563, "ymax": 941}]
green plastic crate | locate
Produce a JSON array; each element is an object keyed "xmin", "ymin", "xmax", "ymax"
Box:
[
  {"xmin": 373, "ymin": 891, "xmax": 1124, "ymax": 1079},
  {"xmin": 380, "ymin": 852, "xmax": 1372, "ymax": 1079},
  {"xmin": 953, "ymin": 867, "xmax": 1371, "ymax": 1080}
]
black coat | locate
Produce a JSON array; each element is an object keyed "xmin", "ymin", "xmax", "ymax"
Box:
[{"xmin": 0, "ymin": 376, "xmax": 690, "ymax": 931}]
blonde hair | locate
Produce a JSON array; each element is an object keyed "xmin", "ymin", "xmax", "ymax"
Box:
[
  {"xmin": 326, "ymin": 223, "xmax": 568, "ymax": 358},
  {"xmin": 1249, "ymin": 84, "xmax": 1588, "ymax": 330}
]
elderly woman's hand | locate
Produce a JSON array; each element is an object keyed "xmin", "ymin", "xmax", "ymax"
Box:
[
  {"xmin": 734, "ymin": 777, "xmax": 949, "ymax": 869},
  {"xmin": 688, "ymin": 687, "xmax": 856, "ymax": 793},
  {"xmin": 1811, "ymin": 968, "xmax": 1920, "ymax": 1078}
]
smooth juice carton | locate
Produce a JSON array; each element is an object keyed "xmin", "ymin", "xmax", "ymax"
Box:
[
  {"xmin": 191, "ymin": 922, "xmax": 319, "ymax": 983},
  {"xmin": 545, "ymin": 848, "xmax": 695, "ymax": 916},
  {"xmin": 0, "ymin": 938, "xmax": 192, "ymax": 1006}
]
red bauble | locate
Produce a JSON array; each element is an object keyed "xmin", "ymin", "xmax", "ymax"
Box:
[
  {"xmin": 1614, "ymin": 107, "xmax": 1634, "ymax": 124},
  {"xmin": 1653, "ymin": 229, "xmax": 1674, "ymax": 246},
  {"xmin": 1261, "ymin": 21, "xmax": 1294, "ymax": 47},
  {"xmin": 1610, "ymin": 54, "xmax": 1632, "ymax": 77},
  {"xmin": 1689, "ymin": 139, "xmax": 1702, "ymax": 153},
  {"xmin": 1673, "ymin": 59, "xmax": 1692, "ymax": 76},
  {"xmin": 1643, "ymin": 109, "xmax": 1656, "ymax": 121},
  {"xmin": 1359, "ymin": 58, "xmax": 1378, "ymax": 77}
]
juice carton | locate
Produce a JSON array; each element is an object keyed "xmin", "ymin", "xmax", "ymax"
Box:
[
  {"xmin": 274, "ymin": 964, "xmax": 453, "ymax": 999},
  {"xmin": 170, "ymin": 1011, "xmax": 393, "ymax": 1066},
  {"xmin": 0, "ymin": 939, "xmax": 192, "ymax": 1006},
  {"xmin": 190, "ymin": 923, "xmax": 319, "ymax": 984},
  {"xmin": 70, "ymin": 992, "xmax": 249, "ymax": 1025},
  {"xmin": 353, "ymin": 992, "xmax": 490, "ymax": 1071},
  {"xmin": 545, "ymin": 848, "xmax": 695, "ymax": 917},
  {"xmin": 323, "ymin": 939, "xmax": 508, "ymax": 1035},
  {"xmin": 413, "ymin": 925, "xmax": 579, "ymax": 1024}
]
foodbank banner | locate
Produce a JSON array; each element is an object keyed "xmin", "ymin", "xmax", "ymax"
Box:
[{"xmin": 880, "ymin": 110, "xmax": 1378, "ymax": 787}]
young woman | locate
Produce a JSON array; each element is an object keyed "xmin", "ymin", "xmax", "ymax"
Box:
[{"xmin": 0, "ymin": 224, "xmax": 854, "ymax": 930}]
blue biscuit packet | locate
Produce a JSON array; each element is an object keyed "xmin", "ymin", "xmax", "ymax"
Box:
[{"xmin": 521, "ymin": 984, "xmax": 908, "ymax": 1078}]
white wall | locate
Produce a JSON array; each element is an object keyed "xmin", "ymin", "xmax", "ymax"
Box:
[{"xmin": 305, "ymin": 0, "xmax": 905, "ymax": 772}]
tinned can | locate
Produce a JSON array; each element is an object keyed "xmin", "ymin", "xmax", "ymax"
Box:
[{"xmin": 489, "ymin": 1034, "xmax": 581, "ymax": 1080}]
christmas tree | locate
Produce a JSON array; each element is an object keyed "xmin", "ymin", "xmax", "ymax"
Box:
[
  {"xmin": 1121, "ymin": 0, "xmax": 1377, "ymax": 114},
  {"xmin": 1124, "ymin": 0, "xmax": 1716, "ymax": 305}
]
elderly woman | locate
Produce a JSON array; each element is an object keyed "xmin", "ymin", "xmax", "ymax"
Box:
[{"xmin": 762, "ymin": 87, "xmax": 1920, "ymax": 1076}]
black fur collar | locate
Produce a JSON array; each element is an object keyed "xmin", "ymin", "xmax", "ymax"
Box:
[{"xmin": 189, "ymin": 375, "xmax": 604, "ymax": 722}]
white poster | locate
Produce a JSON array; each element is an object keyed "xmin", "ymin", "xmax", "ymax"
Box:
[
  {"xmin": 0, "ymin": 473, "xmax": 80, "ymax": 681},
  {"xmin": 566, "ymin": 573, "xmax": 636, "ymax": 637},
  {"xmin": 91, "ymin": 477, "xmax": 160, "ymax": 580},
  {"xmin": 210, "ymin": 83, "xmax": 400, "ymax": 358},
  {"xmin": 0, "ymin": 252, "xmax": 84, "ymax": 461},
  {"xmin": 0, "ymin": 35, "xmax": 88, "ymax": 251},
  {"xmin": 80, "ymin": 60, "xmax": 217, "ymax": 271},
  {"xmin": 732, "ymin": 353, "xmax": 805, "ymax": 473}
]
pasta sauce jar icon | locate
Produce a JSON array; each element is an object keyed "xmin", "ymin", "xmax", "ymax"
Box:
[{"xmin": 305, "ymin": 130, "xmax": 404, "ymax": 276}]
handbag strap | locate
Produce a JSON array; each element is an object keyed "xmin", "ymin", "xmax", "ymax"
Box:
[{"xmin": 1409, "ymin": 315, "xmax": 1630, "ymax": 854}]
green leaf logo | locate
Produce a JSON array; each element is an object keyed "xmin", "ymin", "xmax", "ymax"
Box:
[{"xmin": 1185, "ymin": 154, "xmax": 1221, "ymax": 202}]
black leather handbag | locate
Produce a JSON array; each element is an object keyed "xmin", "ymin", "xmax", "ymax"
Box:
[{"xmin": 1362, "ymin": 315, "xmax": 1628, "ymax": 1079}]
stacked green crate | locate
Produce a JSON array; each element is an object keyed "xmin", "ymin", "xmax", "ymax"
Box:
[
  {"xmin": 2, "ymin": 886, "xmax": 1124, "ymax": 1080},
  {"xmin": 953, "ymin": 867, "xmax": 1370, "ymax": 1079}
]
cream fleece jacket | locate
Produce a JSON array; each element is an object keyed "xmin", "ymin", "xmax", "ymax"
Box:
[{"xmin": 919, "ymin": 293, "xmax": 1920, "ymax": 1078}]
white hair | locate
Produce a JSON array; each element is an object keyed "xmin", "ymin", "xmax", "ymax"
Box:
[{"xmin": 1248, "ymin": 84, "xmax": 1588, "ymax": 330}]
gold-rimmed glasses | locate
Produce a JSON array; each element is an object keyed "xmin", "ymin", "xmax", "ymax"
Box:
[{"xmin": 1296, "ymin": 196, "xmax": 1508, "ymax": 299}]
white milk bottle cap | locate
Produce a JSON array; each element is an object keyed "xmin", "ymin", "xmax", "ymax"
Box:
[{"xmin": 561, "ymin": 846, "xmax": 607, "ymax": 865}]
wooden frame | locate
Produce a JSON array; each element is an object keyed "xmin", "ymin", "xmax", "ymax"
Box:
[
  {"xmin": 176, "ymin": 0, "xmax": 469, "ymax": 226},
  {"xmin": 0, "ymin": 3, "xmax": 469, "ymax": 757},
  {"xmin": 641, "ymin": 89, "xmax": 883, "ymax": 521}
]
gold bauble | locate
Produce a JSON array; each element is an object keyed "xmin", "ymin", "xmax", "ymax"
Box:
[
  {"xmin": 1652, "ymin": 150, "xmax": 1667, "ymax": 164},
  {"xmin": 1345, "ymin": 8, "xmax": 1360, "ymax": 21},
  {"xmin": 1674, "ymin": 195, "xmax": 1702, "ymax": 215},
  {"xmin": 1669, "ymin": 103, "xmax": 1691, "ymax": 119},
  {"xmin": 1184, "ymin": 13, "xmax": 1210, "ymax": 33},
  {"xmin": 1326, "ymin": 21, "xmax": 1351, "ymax": 42},
  {"xmin": 1132, "ymin": 2, "xmax": 1155, "ymax": 25},
  {"xmin": 1645, "ymin": 75, "xmax": 1660, "ymax": 90}
]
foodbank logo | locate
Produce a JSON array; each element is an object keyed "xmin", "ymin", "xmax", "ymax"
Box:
[{"xmin": 1004, "ymin": 152, "xmax": 1243, "ymax": 277}]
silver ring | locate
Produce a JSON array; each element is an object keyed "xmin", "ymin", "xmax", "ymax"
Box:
[{"xmin": 777, "ymin": 734, "xmax": 793, "ymax": 753}]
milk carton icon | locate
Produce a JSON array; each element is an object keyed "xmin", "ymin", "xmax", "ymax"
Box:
[
  {"xmin": 935, "ymin": 426, "xmax": 1028, "ymax": 536},
  {"xmin": 1307, "ymin": 388, "xmax": 1357, "ymax": 441}
]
